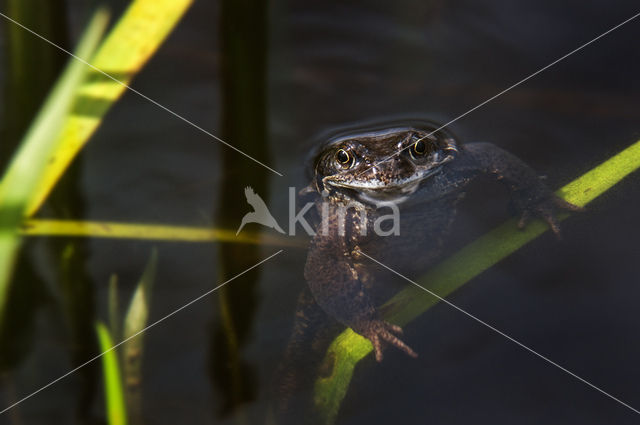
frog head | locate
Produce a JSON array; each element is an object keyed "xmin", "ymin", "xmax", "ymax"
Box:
[{"xmin": 309, "ymin": 121, "xmax": 458, "ymax": 203}]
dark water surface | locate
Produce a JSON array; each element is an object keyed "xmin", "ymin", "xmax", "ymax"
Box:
[{"xmin": 1, "ymin": 0, "xmax": 640, "ymax": 424}]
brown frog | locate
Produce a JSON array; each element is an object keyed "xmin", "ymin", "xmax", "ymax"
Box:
[
  {"xmin": 274, "ymin": 120, "xmax": 580, "ymax": 421},
  {"xmin": 300, "ymin": 119, "xmax": 580, "ymax": 361}
]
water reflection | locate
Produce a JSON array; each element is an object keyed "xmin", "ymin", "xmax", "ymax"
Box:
[{"xmin": 209, "ymin": 0, "xmax": 270, "ymax": 417}]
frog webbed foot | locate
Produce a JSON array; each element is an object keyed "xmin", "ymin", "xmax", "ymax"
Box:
[
  {"xmin": 355, "ymin": 319, "xmax": 418, "ymax": 362},
  {"xmin": 516, "ymin": 192, "xmax": 584, "ymax": 239}
]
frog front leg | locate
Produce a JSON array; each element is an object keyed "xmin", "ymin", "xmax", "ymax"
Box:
[
  {"xmin": 456, "ymin": 142, "xmax": 583, "ymax": 236},
  {"xmin": 304, "ymin": 233, "xmax": 417, "ymax": 362}
]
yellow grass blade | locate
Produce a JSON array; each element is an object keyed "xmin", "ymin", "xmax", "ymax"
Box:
[
  {"xmin": 20, "ymin": 219, "xmax": 304, "ymax": 247},
  {"xmin": 26, "ymin": 0, "xmax": 193, "ymax": 217}
]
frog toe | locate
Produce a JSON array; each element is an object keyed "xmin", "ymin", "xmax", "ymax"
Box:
[
  {"xmin": 519, "ymin": 194, "xmax": 583, "ymax": 239},
  {"xmin": 554, "ymin": 196, "xmax": 584, "ymax": 212},
  {"xmin": 378, "ymin": 327, "xmax": 418, "ymax": 360},
  {"xmin": 517, "ymin": 210, "xmax": 532, "ymax": 229},
  {"xmin": 370, "ymin": 334, "xmax": 384, "ymax": 362},
  {"xmin": 388, "ymin": 323, "xmax": 404, "ymax": 334},
  {"xmin": 362, "ymin": 320, "xmax": 417, "ymax": 362}
]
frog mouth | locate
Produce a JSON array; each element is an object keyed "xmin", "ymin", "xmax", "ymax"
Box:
[
  {"xmin": 324, "ymin": 168, "xmax": 439, "ymax": 201},
  {"xmin": 327, "ymin": 173, "xmax": 425, "ymax": 190}
]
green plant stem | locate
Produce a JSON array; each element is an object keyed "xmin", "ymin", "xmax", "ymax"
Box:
[
  {"xmin": 96, "ymin": 321, "xmax": 127, "ymax": 425},
  {"xmin": 0, "ymin": 9, "xmax": 108, "ymax": 330},
  {"xmin": 2, "ymin": 0, "xmax": 69, "ymax": 170}
]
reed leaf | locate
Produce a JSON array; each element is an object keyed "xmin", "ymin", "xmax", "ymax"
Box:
[
  {"xmin": 19, "ymin": 219, "xmax": 302, "ymax": 247},
  {"xmin": 25, "ymin": 0, "xmax": 194, "ymax": 217},
  {"xmin": 96, "ymin": 321, "xmax": 128, "ymax": 425},
  {"xmin": 122, "ymin": 248, "xmax": 157, "ymax": 424},
  {"xmin": 0, "ymin": 10, "xmax": 108, "ymax": 329}
]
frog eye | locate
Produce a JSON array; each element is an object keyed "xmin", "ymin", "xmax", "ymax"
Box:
[
  {"xmin": 410, "ymin": 139, "xmax": 428, "ymax": 158},
  {"xmin": 335, "ymin": 148, "xmax": 354, "ymax": 167}
]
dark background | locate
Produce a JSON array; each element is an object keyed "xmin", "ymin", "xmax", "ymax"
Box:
[{"xmin": 1, "ymin": 0, "xmax": 639, "ymax": 424}]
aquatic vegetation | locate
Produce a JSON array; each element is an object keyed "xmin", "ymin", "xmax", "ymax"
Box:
[
  {"xmin": 0, "ymin": 0, "xmax": 191, "ymax": 421},
  {"xmin": 0, "ymin": 8, "xmax": 108, "ymax": 330},
  {"xmin": 96, "ymin": 321, "xmax": 127, "ymax": 425},
  {"xmin": 100, "ymin": 249, "xmax": 158, "ymax": 425}
]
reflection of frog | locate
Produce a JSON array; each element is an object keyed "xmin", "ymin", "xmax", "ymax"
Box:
[{"xmin": 275, "ymin": 120, "xmax": 580, "ymax": 418}]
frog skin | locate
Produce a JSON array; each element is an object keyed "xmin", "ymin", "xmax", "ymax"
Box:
[
  {"xmin": 299, "ymin": 120, "xmax": 581, "ymax": 362},
  {"xmin": 273, "ymin": 120, "xmax": 582, "ymax": 420}
]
